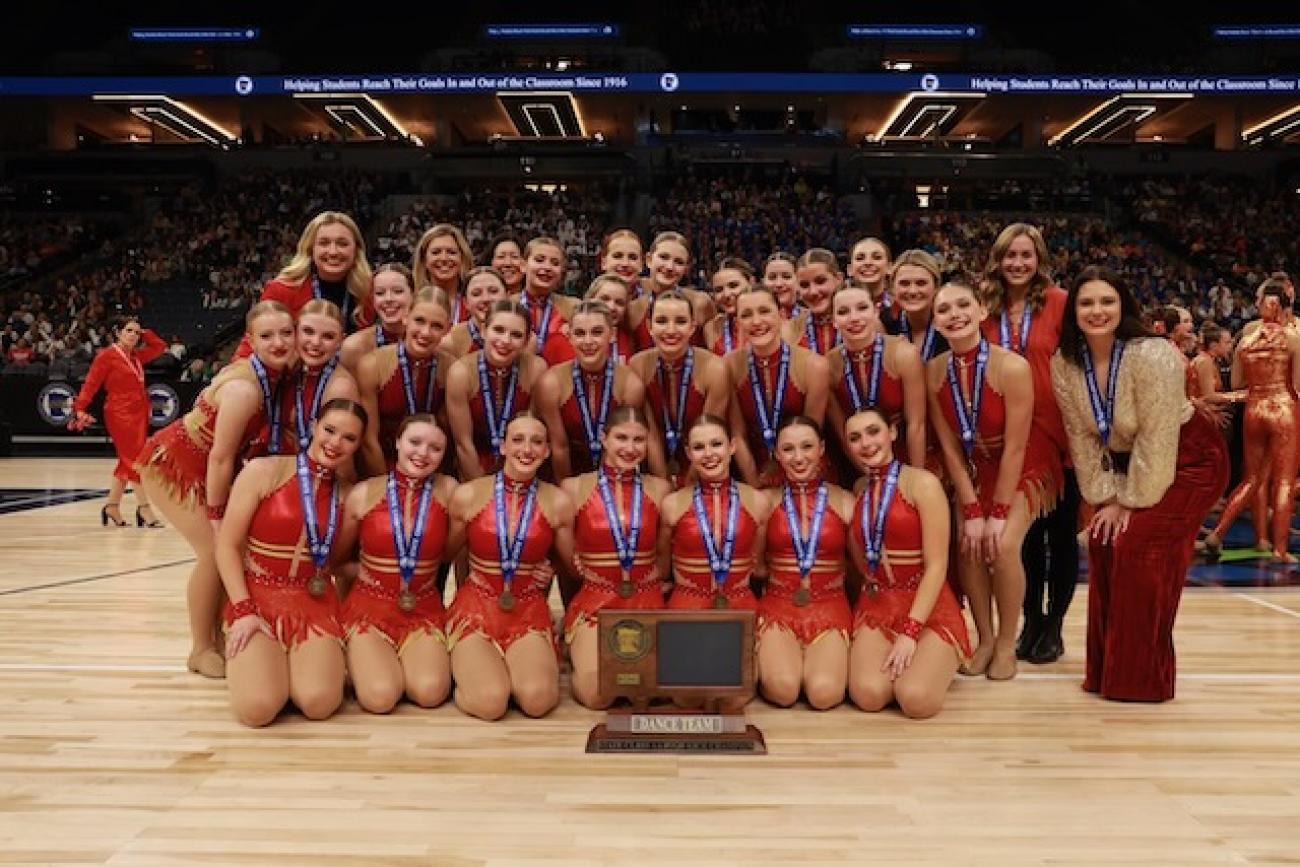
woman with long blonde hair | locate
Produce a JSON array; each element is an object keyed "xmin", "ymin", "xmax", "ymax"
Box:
[{"xmin": 412, "ymin": 223, "xmax": 473, "ymax": 324}]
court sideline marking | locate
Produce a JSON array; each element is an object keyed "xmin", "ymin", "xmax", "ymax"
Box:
[
  {"xmin": 1232, "ymin": 592, "xmax": 1300, "ymax": 620},
  {"xmin": 0, "ymin": 558, "xmax": 195, "ymax": 596}
]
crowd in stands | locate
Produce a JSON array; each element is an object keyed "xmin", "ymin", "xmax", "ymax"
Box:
[{"xmin": 0, "ymin": 217, "xmax": 104, "ymax": 283}]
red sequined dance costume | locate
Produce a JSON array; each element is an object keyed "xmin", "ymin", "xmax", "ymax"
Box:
[
  {"xmin": 445, "ymin": 479, "xmax": 556, "ymax": 651},
  {"xmin": 468, "ymin": 360, "xmax": 531, "ymax": 476},
  {"xmin": 644, "ymin": 351, "xmax": 708, "ymax": 486},
  {"xmin": 559, "ymin": 367, "xmax": 626, "ymax": 476},
  {"xmin": 668, "ymin": 481, "xmax": 759, "ymax": 610},
  {"xmin": 852, "ymin": 469, "xmax": 971, "ymax": 658},
  {"xmin": 833, "ymin": 342, "xmax": 905, "ymax": 426},
  {"xmin": 564, "ymin": 468, "xmax": 663, "ymax": 640},
  {"xmin": 136, "ymin": 361, "xmax": 274, "ymax": 507},
  {"xmin": 373, "ymin": 347, "xmax": 442, "ymax": 464},
  {"xmin": 760, "ymin": 482, "xmax": 852, "ymax": 646},
  {"xmin": 73, "ymin": 329, "xmax": 168, "ymax": 481},
  {"xmin": 711, "ymin": 317, "xmax": 744, "ymax": 357},
  {"xmin": 222, "ymin": 458, "xmax": 345, "ymax": 648},
  {"xmin": 936, "ymin": 345, "xmax": 1059, "ymax": 515},
  {"xmin": 735, "ymin": 345, "xmax": 808, "ymax": 488},
  {"xmin": 341, "ymin": 474, "xmax": 449, "ymax": 649}
]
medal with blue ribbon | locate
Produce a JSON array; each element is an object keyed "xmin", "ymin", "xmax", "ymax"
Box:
[
  {"xmin": 999, "ymin": 304, "xmax": 1033, "ymax": 355},
  {"xmin": 747, "ymin": 341, "xmax": 791, "ymax": 455},
  {"xmin": 860, "ymin": 460, "xmax": 901, "ymax": 581},
  {"xmin": 1082, "ymin": 339, "xmax": 1125, "ymax": 472},
  {"xmin": 520, "ymin": 292, "xmax": 554, "ymax": 353},
  {"xmin": 842, "ymin": 336, "xmax": 885, "ymax": 412},
  {"xmin": 901, "ymin": 314, "xmax": 938, "ymax": 360},
  {"xmin": 295, "ymin": 452, "xmax": 339, "ymax": 598},
  {"xmin": 467, "ymin": 318, "xmax": 483, "ymax": 351},
  {"xmin": 387, "ymin": 472, "xmax": 434, "ymax": 612},
  {"xmin": 722, "ymin": 318, "xmax": 735, "ymax": 353},
  {"xmin": 494, "ymin": 472, "xmax": 539, "ymax": 612},
  {"xmin": 294, "ymin": 355, "xmax": 339, "ymax": 452},
  {"xmin": 250, "ymin": 354, "xmax": 282, "ymax": 455},
  {"xmin": 657, "ymin": 350, "xmax": 694, "ymax": 460},
  {"xmin": 692, "ymin": 481, "xmax": 740, "ymax": 609},
  {"xmin": 946, "ymin": 340, "xmax": 990, "ymax": 461},
  {"xmin": 803, "ymin": 314, "xmax": 841, "ymax": 354},
  {"xmin": 572, "ymin": 357, "xmax": 616, "ymax": 464},
  {"xmin": 597, "ymin": 470, "xmax": 643, "ymax": 599},
  {"xmin": 782, "ymin": 482, "xmax": 828, "ymax": 607},
  {"xmin": 397, "ymin": 341, "xmax": 438, "ymax": 416},
  {"xmin": 477, "ymin": 355, "xmax": 519, "ymax": 455}
]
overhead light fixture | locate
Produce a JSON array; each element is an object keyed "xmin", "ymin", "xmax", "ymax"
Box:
[
  {"xmin": 1242, "ymin": 103, "xmax": 1300, "ymax": 147},
  {"xmin": 293, "ymin": 93, "xmax": 416, "ymax": 142},
  {"xmin": 497, "ymin": 91, "xmax": 588, "ymax": 139},
  {"xmin": 1048, "ymin": 93, "xmax": 1192, "ymax": 147},
  {"xmin": 875, "ymin": 91, "xmax": 985, "ymax": 140},
  {"xmin": 93, "ymin": 94, "xmax": 236, "ymax": 146}
]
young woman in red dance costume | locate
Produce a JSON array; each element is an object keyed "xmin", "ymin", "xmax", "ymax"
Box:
[
  {"xmin": 703, "ymin": 257, "xmax": 753, "ymax": 357},
  {"xmin": 786, "ymin": 248, "xmax": 843, "ymax": 356},
  {"xmin": 339, "ymin": 263, "xmax": 413, "ymax": 373},
  {"xmin": 849, "ymin": 236, "xmax": 892, "ymax": 311},
  {"xmin": 585, "ymin": 275, "xmax": 636, "ymax": 363},
  {"xmin": 517, "ymin": 236, "xmax": 577, "ymax": 366},
  {"xmin": 441, "ymin": 267, "xmax": 508, "ymax": 360},
  {"xmin": 627, "ymin": 232, "xmax": 715, "ymax": 350}
]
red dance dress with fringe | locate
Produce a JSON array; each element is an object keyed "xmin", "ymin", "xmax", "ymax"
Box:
[{"xmin": 759, "ymin": 481, "xmax": 852, "ymax": 647}]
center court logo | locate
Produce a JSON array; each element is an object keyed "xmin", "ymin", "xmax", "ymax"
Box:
[
  {"xmin": 37, "ymin": 383, "xmax": 75, "ymax": 427},
  {"xmin": 148, "ymin": 384, "xmax": 180, "ymax": 428}
]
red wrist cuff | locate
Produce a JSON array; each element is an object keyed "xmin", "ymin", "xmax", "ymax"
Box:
[
  {"xmin": 989, "ymin": 501, "xmax": 1011, "ymax": 520},
  {"xmin": 897, "ymin": 616, "xmax": 924, "ymax": 641},
  {"xmin": 206, "ymin": 502, "xmax": 226, "ymax": 521},
  {"xmin": 961, "ymin": 502, "xmax": 983, "ymax": 521},
  {"xmin": 229, "ymin": 598, "xmax": 258, "ymax": 621}
]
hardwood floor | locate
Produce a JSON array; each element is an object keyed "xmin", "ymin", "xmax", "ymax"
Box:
[{"xmin": 2, "ymin": 457, "xmax": 1299, "ymax": 866}]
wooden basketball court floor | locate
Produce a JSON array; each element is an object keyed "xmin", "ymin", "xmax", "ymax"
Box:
[{"xmin": 1, "ymin": 457, "xmax": 1298, "ymax": 866}]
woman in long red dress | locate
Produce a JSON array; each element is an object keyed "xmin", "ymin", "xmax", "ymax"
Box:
[
  {"xmin": 218, "ymin": 398, "xmax": 366, "ymax": 726},
  {"xmin": 727, "ymin": 286, "xmax": 829, "ymax": 487},
  {"xmin": 927, "ymin": 280, "xmax": 1048, "ymax": 681},
  {"xmin": 827, "ymin": 283, "xmax": 927, "ymax": 469},
  {"xmin": 138, "ymin": 301, "xmax": 296, "ymax": 678},
  {"xmin": 757, "ymin": 417, "xmax": 855, "ymax": 710},
  {"xmin": 446, "ymin": 301, "xmax": 548, "ymax": 479},
  {"xmin": 357, "ymin": 288, "xmax": 453, "ymax": 476},
  {"xmin": 337, "ymin": 414, "xmax": 457, "ymax": 712},
  {"xmin": 70, "ymin": 315, "xmax": 169, "ymax": 527},
  {"xmin": 517, "ymin": 236, "xmax": 577, "ymax": 366},
  {"xmin": 441, "ymin": 267, "xmax": 508, "ymax": 360},
  {"xmin": 844, "ymin": 408, "xmax": 970, "ymax": 718},
  {"xmin": 627, "ymin": 232, "xmax": 715, "ymax": 350},
  {"xmin": 235, "ymin": 212, "xmax": 374, "ymax": 357},
  {"xmin": 536, "ymin": 300, "xmax": 650, "ymax": 480},
  {"xmin": 412, "ymin": 223, "xmax": 473, "ymax": 324},
  {"xmin": 444, "ymin": 412, "xmax": 577, "ymax": 720},
  {"xmin": 703, "ymin": 258, "xmax": 753, "ymax": 356},
  {"xmin": 1051, "ymin": 267, "xmax": 1228, "ymax": 702},
  {"xmin": 979, "ymin": 223, "xmax": 1072, "ymax": 664},
  {"xmin": 627, "ymin": 291, "xmax": 731, "ymax": 485},
  {"xmin": 340, "ymin": 263, "xmax": 413, "ymax": 373},
  {"xmin": 786, "ymin": 248, "xmax": 842, "ymax": 356},
  {"xmin": 561, "ymin": 408, "xmax": 671, "ymax": 709}
]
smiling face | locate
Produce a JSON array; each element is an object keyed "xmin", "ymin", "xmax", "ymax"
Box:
[
  {"xmin": 601, "ymin": 237, "xmax": 644, "ymax": 286},
  {"xmin": 501, "ymin": 415, "xmax": 549, "ymax": 479},
  {"xmin": 775, "ymin": 422, "xmax": 825, "ymax": 483},
  {"xmin": 484, "ymin": 310, "xmax": 529, "ymax": 366},
  {"xmin": 570, "ymin": 311, "xmax": 612, "ymax": 366},
  {"xmin": 490, "ymin": 241, "xmax": 523, "ymax": 289},
  {"xmin": 999, "ymin": 234, "xmax": 1039, "ymax": 291},
  {"xmin": 602, "ymin": 420, "xmax": 649, "ymax": 471},
  {"xmin": 850, "ymin": 239, "xmax": 890, "ymax": 287},
  {"xmin": 423, "ymin": 235, "xmax": 463, "ymax": 287},
  {"xmin": 796, "ymin": 262, "xmax": 840, "ymax": 316},
  {"xmin": 465, "ymin": 273, "xmax": 507, "ymax": 321},
  {"xmin": 649, "ymin": 297, "xmax": 696, "ymax": 357},
  {"xmin": 736, "ymin": 290, "xmax": 783, "ymax": 350},
  {"xmin": 845, "ymin": 410, "xmax": 896, "ymax": 470},
  {"xmin": 1074, "ymin": 279, "xmax": 1122, "ymax": 339},
  {"xmin": 687, "ymin": 421, "xmax": 734, "ymax": 481},
  {"xmin": 891, "ymin": 264, "xmax": 937, "ymax": 316},
  {"xmin": 313, "ymin": 223, "xmax": 357, "ymax": 283},
  {"xmin": 932, "ymin": 284, "xmax": 986, "ymax": 344},
  {"xmin": 395, "ymin": 419, "xmax": 446, "ymax": 479},
  {"xmin": 763, "ymin": 259, "xmax": 797, "ymax": 310},
  {"xmin": 711, "ymin": 268, "xmax": 750, "ymax": 316},
  {"xmin": 296, "ymin": 312, "xmax": 344, "ymax": 367},
  {"xmin": 524, "ymin": 242, "xmax": 565, "ymax": 295},
  {"xmin": 831, "ymin": 286, "xmax": 880, "ymax": 348},
  {"xmin": 649, "ymin": 240, "xmax": 689, "ymax": 291},
  {"xmin": 249, "ymin": 311, "xmax": 295, "ymax": 371},
  {"xmin": 404, "ymin": 300, "xmax": 449, "ymax": 358},
  {"xmin": 592, "ymin": 281, "xmax": 630, "ymax": 327},
  {"xmin": 372, "ymin": 271, "xmax": 413, "ymax": 327},
  {"xmin": 311, "ymin": 408, "xmax": 364, "ymax": 469}
]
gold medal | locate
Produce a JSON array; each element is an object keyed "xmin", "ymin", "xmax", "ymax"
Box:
[
  {"xmin": 498, "ymin": 589, "xmax": 516, "ymax": 612},
  {"xmin": 794, "ymin": 587, "xmax": 811, "ymax": 607},
  {"xmin": 712, "ymin": 591, "xmax": 729, "ymax": 610},
  {"xmin": 617, "ymin": 573, "xmax": 635, "ymax": 599},
  {"xmin": 397, "ymin": 589, "xmax": 416, "ymax": 612},
  {"xmin": 307, "ymin": 573, "xmax": 328, "ymax": 598}
]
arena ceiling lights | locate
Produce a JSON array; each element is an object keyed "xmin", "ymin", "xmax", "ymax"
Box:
[
  {"xmin": 291, "ymin": 93, "xmax": 421, "ymax": 144},
  {"xmin": 497, "ymin": 92, "xmax": 586, "ymax": 139},
  {"xmin": 1242, "ymin": 105, "xmax": 1300, "ymax": 146},
  {"xmin": 1048, "ymin": 93, "xmax": 1193, "ymax": 147},
  {"xmin": 91, "ymin": 95, "xmax": 236, "ymax": 146},
  {"xmin": 870, "ymin": 91, "xmax": 985, "ymax": 142}
]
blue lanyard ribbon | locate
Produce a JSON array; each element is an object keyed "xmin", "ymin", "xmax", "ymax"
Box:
[
  {"xmin": 803, "ymin": 315, "xmax": 841, "ymax": 354},
  {"xmin": 842, "ymin": 336, "xmax": 885, "ymax": 412},
  {"xmin": 860, "ymin": 460, "xmax": 901, "ymax": 575},
  {"xmin": 999, "ymin": 304, "xmax": 1033, "ymax": 354},
  {"xmin": 572, "ymin": 357, "xmax": 616, "ymax": 463},
  {"xmin": 397, "ymin": 341, "xmax": 438, "ymax": 416},
  {"xmin": 747, "ymin": 342, "xmax": 791, "ymax": 453},
  {"xmin": 597, "ymin": 471, "xmax": 643, "ymax": 574},
  {"xmin": 691, "ymin": 481, "xmax": 740, "ymax": 592},
  {"xmin": 386, "ymin": 472, "xmax": 434, "ymax": 592},
  {"xmin": 476, "ymin": 355, "xmax": 519, "ymax": 454},
  {"xmin": 657, "ymin": 350, "xmax": 694, "ymax": 457},
  {"xmin": 722, "ymin": 318, "xmax": 735, "ymax": 353},
  {"xmin": 375, "ymin": 325, "xmax": 387, "ymax": 348},
  {"xmin": 782, "ymin": 482, "xmax": 828, "ymax": 578},
  {"xmin": 250, "ymin": 354, "xmax": 282, "ymax": 455},
  {"xmin": 946, "ymin": 340, "xmax": 989, "ymax": 457},
  {"xmin": 520, "ymin": 292, "xmax": 553, "ymax": 352},
  {"xmin": 1082, "ymin": 339, "xmax": 1125, "ymax": 446},
  {"xmin": 468, "ymin": 319, "xmax": 483, "ymax": 350},
  {"xmin": 295, "ymin": 452, "xmax": 339, "ymax": 571},
  {"xmin": 294, "ymin": 354, "xmax": 339, "ymax": 451},
  {"xmin": 494, "ymin": 472, "xmax": 539, "ymax": 591},
  {"xmin": 901, "ymin": 314, "xmax": 938, "ymax": 360}
]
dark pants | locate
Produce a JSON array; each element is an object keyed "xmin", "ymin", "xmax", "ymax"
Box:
[{"xmin": 1023, "ymin": 469, "xmax": 1081, "ymax": 627}]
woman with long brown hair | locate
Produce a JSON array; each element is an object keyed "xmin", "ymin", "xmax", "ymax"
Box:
[
  {"xmin": 627, "ymin": 232, "xmax": 715, "ymax": 350},
  {"xmin": 441, "ymin": 267, "xmax": 508, "ymax": 359},
  {"xmin": 339, "ymin": 263, "xmax": 414, "ymax": 373}
]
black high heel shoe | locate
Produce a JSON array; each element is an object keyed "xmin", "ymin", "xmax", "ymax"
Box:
[
  {"xmin": 101, "ymin": 505, "xmax": 127, "ymax": 527},
  {"xmin": 136, "ymin": 507, "xmax": 164, "ymax": 528}
]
